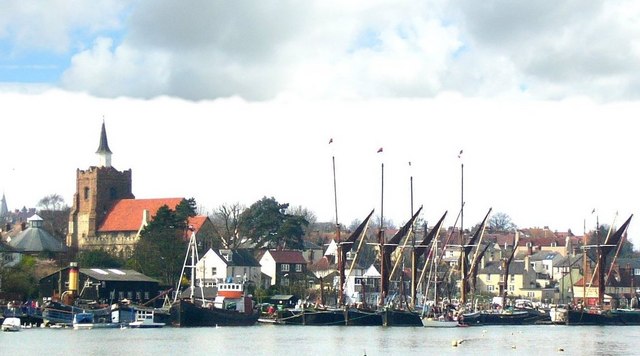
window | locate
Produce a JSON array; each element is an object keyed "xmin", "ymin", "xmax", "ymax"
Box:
[
  {"xmin": 281, "ymin": 264, "xmax": 290, "ymax": 272},
  {"xmin": 212, "ymin": 267, "xmax": 217, "ymax": 276},
  {"xmin": 527, "ymin": 292, "xmax": 535, "ymax": 298},
  {"xmin": 144, "ymin": 292, "xmax": 150, "ymax": 299},
  {"xmin": 634, "ymin": 269, "xmax": 640, "ymax": 276},
  {"xmin": 84, "ymin": 187, "xmax": 90, "ymax": 200},
  {"xmin": 295, "ymin": 264, "xmax": 302, "ymax": 272},
  {"xmin": 510, "ymin": 274, "xmax": 515, "ymax": 282},
  {"xmin": 487, "ymin": 285, "xmax": 494, "ymax": 292},
  {"xmin": 487, "ymin": 274, "xmax": 491, "ymax": 281},
  {"xmin": 508, "ymin": 285, "xmax": 515, "ymax": 292},
  {"xmin": 110, "ymin": 187, "xmax": 117, "ymax": 199}
]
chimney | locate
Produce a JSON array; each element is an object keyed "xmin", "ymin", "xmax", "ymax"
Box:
[
  {"xmin": 524, "ymin": 255, "xmax": 530, "ymax": 271},
  {"xmin": 527, "ymin": 242, "xmax": 533, "ymax": 255},
  {"xmin": 20, "ymin": 221, "xmax": 26, "ymax": 231},
  {"xmin": 142, "ymin": 209, "xmax": 150, "ymax": 225},
  {"xmin": 481, "ymin": 255, "xmax": 486, "ymax": 269}
]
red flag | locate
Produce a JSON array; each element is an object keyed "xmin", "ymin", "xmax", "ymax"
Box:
[{"xmin": 377, "ymin": 147, "xmax": 383, "ymax": 153}]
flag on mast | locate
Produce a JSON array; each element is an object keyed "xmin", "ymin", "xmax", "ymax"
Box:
[{"xmin": 377, "ymin": 147, "xmax": 383, "ymax": 153}]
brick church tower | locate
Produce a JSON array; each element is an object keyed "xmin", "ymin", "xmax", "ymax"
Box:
[{"xmin": 66, "ymin": 121, "xmax": 135, "ymax": 251}]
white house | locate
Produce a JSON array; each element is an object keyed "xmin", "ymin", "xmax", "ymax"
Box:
[
  {"xmin": 344, "ymin": 264, "xmax": 381, "ymax": 307},
  {"xmin": 196, "ymin": 249, "xmax": 262, "ymax": 287}
]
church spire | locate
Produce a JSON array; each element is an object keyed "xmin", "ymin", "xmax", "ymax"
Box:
[
  {"xmin": 96, "ymin": 119, "xmax": 112, "ymax": 167},
  {"xmin": 0, "ymin": 192, "xmax": 8, "ymax": 219}
]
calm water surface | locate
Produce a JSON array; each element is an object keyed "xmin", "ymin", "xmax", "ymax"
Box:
[{"xmin": 1, "ymin": 324, "xmax": 636, "ymax": 355}]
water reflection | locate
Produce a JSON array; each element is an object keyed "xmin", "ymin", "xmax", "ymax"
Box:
[{"xmin": 2, "ymin": 324, "xmax": 637, "ymax": 356}]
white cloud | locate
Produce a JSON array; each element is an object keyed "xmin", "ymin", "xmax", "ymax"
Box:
[{"xmin": 0, "ymin": 0, "xmax": 129, "ymax": 54}]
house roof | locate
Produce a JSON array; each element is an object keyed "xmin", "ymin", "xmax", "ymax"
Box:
[
  {"xmin": 80, "ymin": 268, "xmax": 159, "ymax": 282},
  {"xmin": 187, "ymin": 215, "xmax": 209, "ymax": 232},
  {"xmin": 478, "ymin": 260, "xmax": 528, "ymax": 275},
  {"xmin": 303, "ymin": 240, "xmax": 322, "ymax": 250},
  {"xmin": 213, "ymin": 249, "xmax": 261, "ymax": 267},
  {"xmin": 8, "ymin": 226, "xmax": 68, "ymax": 253},
  {"xmin": 41, "ymin": 267, "xmax": 159, "ymax": 283},
  {"xmin": 98, "ymin": 198, "xmax": 184, "ymax": 232},
  {"xmin": 267, "ymin": 250, "xmax": 307, "ymax": 264},
  {"xmin": 528, "ymin": 250, "xmax": 561, "ymax": 262}
]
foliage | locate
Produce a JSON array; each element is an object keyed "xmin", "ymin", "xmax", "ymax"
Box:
[
  {"xmin": 239, "ymin": 197, "xmax": 309, "ymax": 249},
  {"xmin": 130, "ymin": 198, "xmax": 196, "ymax": 286},
  {"xmin": 0, "ymin": 256, "xmax": 39, "ymax": 299},
  {"xmin": 288, "ymin": 205, "xmax": 318, "ymax": 237},
  {"xmin": 77, "ymin": 250, "xmax": 124, "ymax": 268}
]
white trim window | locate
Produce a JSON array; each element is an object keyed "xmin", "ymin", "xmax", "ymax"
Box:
[{"xmin": 281, "ymin": 264, "xmax": 290, "ymax": 272}]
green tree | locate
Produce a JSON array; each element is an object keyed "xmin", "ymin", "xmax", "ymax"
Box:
[
  {"xmin": 0, "ymin": 256, "xmax": 39, "ymax": 299},
  {"xmin": 77, "ymin": 250, "xmax": 124, "ymax": 268},
  {"xmin": 239, "ymin": 197, "xmax": 308, "ymax": 249},
  {"xmin": 130, "ymin": 198, "xmax": 196, "ymax": 286}
]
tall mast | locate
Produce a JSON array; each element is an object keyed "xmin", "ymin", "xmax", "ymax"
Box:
[
  {"xmin": 333, "ymin": 154, "xmax": 344, "ymax": 307},
  {"xmin": 459, "ymin": 150, "xmax": 467, "ymax": 306},
  {"xmin": 596, "ymin": 215, "xmax": 604, "ymax": 307},
  {"xmin": 378, "ymin": 161, "xmax": 387, "ymax": 307},
  {"xmin": 410, "ymin": 162, "xmax": 417, "ymax": 308}
]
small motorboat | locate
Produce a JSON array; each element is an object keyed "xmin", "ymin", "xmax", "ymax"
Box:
[{"xmin": 2, "ymin": 317, "xmax": 21, "ymax": 332}]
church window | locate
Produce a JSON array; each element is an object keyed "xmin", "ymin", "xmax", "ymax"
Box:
[
  {"xmin": 110, "ymin": 187, "xmax": 117, "ymax": 199},
  {"xmin": 84, "ymin": 187, "xmax": 90, "ymax": 200}
]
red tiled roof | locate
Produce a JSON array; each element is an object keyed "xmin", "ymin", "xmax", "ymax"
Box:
[
  {"xmin": 98, "ymin": 198, "xmax": 184, "ymax": 232},
  {"xmin": 268, "ymin": 250, "xmax": 307, "ymax": 264},
  {"xmin": 187, "ymin": 215, "xmax": 208, "ymax": 232}
]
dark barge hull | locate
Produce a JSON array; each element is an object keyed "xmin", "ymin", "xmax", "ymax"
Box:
[
  {"xmin": 380, "ymin": 309, "xmax": 422, "ymax": 326},
  {"xmin": 275, "ymin": 308, "xmax": 383, "ymax": 326},
  {"xmin": 461, "ymin": 310, "xmax": 542, "ymax": 326},
  {"xmin": 170, "ymin": 299, "xmax": 259, "ymax": 327}
]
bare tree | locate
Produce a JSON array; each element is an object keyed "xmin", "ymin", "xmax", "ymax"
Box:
[
  {"xmin": 210, "ymin": 203, "xmax": 246, "ymax": 249},
  {"xmin": 37, "ymin": 194, "xmax": 67, "ymax": 211},
  {"xmin": 36, "ymin": 193, "xmax": 70, "ymax": 240},
  {"xmin": 488, "ymin": 212, "xmax": 517, "ymax": 232}
]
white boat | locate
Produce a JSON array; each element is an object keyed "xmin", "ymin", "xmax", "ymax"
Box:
[
  {"xmin": 421, "ymin": 315, "xmax": 459, "ymax": 328},
  {"xmin": 73, "ymin": 312, "xmax": 119, "ymax": 330},
  {"xmin": 129, "ymin": 309, "xmax": 165, "ymax": 328},
  {"xmin": 2, "ymin": 317, "xmax": 21, "ymax": 332}
]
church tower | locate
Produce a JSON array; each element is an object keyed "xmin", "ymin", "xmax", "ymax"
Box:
[{"xmin": 67, "ymin": 121, "xmax": 135, "ymax": 251}]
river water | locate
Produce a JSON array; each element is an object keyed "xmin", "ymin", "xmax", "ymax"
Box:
[{"xmin": 1, "ymin": 324, "xmax": 635, "ymax": 355}]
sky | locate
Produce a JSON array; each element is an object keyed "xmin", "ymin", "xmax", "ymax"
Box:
[{"xmin": 0, "ymin": 1, "xmax": 638, "ymax": 246}]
